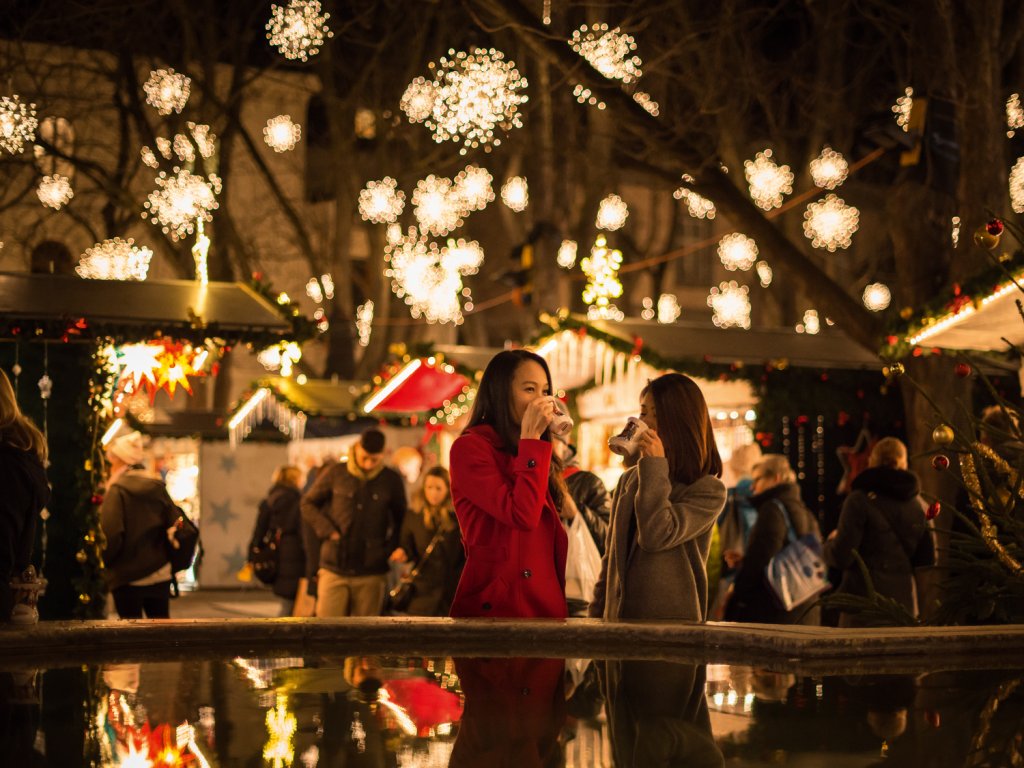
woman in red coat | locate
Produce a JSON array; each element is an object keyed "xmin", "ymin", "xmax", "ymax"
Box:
[{"xmin": 448, "ymin": 349, "xmax": 569, "ymax": 619}]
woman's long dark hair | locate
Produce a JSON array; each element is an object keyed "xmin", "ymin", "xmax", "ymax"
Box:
[
  {"xmin": 643, "ymin": 373, "xmax": 723, "ymax": 484},
  {"xmin": 465, "ymin": 349, "xmax": 569, "ymax": 508}
]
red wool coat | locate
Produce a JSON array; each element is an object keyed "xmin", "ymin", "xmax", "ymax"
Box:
[{"xmin": 448, "ymin": 425, "xmax": 568, "ymax": 619}]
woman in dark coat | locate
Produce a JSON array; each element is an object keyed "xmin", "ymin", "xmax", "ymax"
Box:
[
  {"xmin": 824, "ymin": 437, "xmax": 935, "ymax": 627},
  {"xmin": 725, "ymin": 454, "xmax": 822, "ymax": 625},
  {"xmin": 249, "ymin": 465, "xmax": 305, "ymax": 616},
  {"xmin": 390, "ymin": 466, "xmax": 464, "ymax": 615}
]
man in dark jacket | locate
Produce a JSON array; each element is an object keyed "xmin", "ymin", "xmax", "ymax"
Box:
[{"xmin": 301, "ymin": 428, "xmax": 407, "ymax": 617}]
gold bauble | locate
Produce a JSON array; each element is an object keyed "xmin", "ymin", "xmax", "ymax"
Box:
[
  {"xmin": 76, "ymin": 550, "xmax": 88, "ymax": 563},
  {"xmin": 79, "ymin": 593, "xmax": 91, "ymax": 604},
  {"xmin": 932, "ymin": 424, "xmax": 955, "ymax": 446},
  {"xmin": 883, "ymin": 362, "xmax": 905, "ymax": 378},
  {"xmin": 973, "ymin": 226, "xmax": 1000, "ymax": 250}
]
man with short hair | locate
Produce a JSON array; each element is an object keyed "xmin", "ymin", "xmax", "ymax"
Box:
[{"xmin": 301, "ymin": 428, "xmax": 408, "ymax": 617}]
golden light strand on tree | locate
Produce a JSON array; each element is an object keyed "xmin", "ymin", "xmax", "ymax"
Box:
[{"xmin": 959, "ymin": 446, "xmax": 1024, "ymax": 576}]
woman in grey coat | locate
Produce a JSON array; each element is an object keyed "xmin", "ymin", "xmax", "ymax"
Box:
[{"xmin": 590, "ymin": 373, "xmax": 727, "ymax": 622}]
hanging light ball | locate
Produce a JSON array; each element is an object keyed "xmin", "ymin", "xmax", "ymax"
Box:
[
  {"xmin": 568, "ymin": 23, "xmax": 643, "ymax": 84},
  {"xmin": 803, "ymin": 194, "xmax": 860, "ymax": 251},
  {"xmin": 882, "ymin": 362, "xmax": 904, "ymax": 378},
  {"xmin": 263, "ymin": 115, "xmax": 301, "ymax": 152},
  {"xmin": 37, "ymin": 174, "xmax": 74, "ymax": 209},
  {"xmin": 0, "ymin": 94, "xmax": 39, "ymax": 154},
  {"xmin": 717, "ymin": 233, "xmax": 758, "ymax": 271},
  {"xmin": 143, "ymin": 68, "xmax": 192, "ymax": 115},
  {"xmin": 809, "ymin": 146, "xmax": 849, "ymax": 190},
  {"xmin": 924, "ymin": 501, "xmax": 941, "ymax": 520},
  {"xmin": 986, "ymin": 218, "xmax": 1005, "ymax": 236},
  {"xmin": 500, "ymin": 176, "xmax": 529, "ymax": 212},
  {"xmin": 400, "ymin": 77, "xmax": 437, "ymax": 123},
  {"xmin": 595, "ymin": 194, "xmax": 628, "ymax": 230},
  {"xmin": 358, "ymin": 177, "xmax": 405, "ymax": 223},
  {"xmin": 862, "ymin": 283, "xmax": 892, "ymax": 311},
  {"xmin": 931, "ymin": 454, "xmax": 950, "ymax": 471},
  {"xmin": 266, "ymin": 0, "xmax": 333, "ymax": 61},
  {"xmin": 931, "ymin": 424, "xmax": 955, "ymax": 446},
  {"xmin": 76, "ymin": 238, "xmax": 154, "ymax": 281},
  {"xmin": 954, "ymin": 362, "xmax": 972, "ymax": 378}
]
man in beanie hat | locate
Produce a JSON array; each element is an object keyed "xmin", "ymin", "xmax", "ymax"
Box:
[
  {"xmin": 301, "ymin": 427, "xmax": 408, "ymax": 616},
  {"xmin": 99, "ymin": 431, "xmax": 179, "ymax": 619}
]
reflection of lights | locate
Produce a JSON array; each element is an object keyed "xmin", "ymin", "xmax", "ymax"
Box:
[
  {"xmin": 862, "ymin": 282, "xmax": 891, "ymax": 311},
  {"xmin": 264, "ymin": 694, "xmax": 297, "ymax": 768},
  {"xmin": 809, "ymin": 146, "xmax": 849, "ymax": 189},
  {"xmin": 359, "ymin": 177, "xmax": 405, "ymax": 223},
  {"xmin": 143, "ymin": 68, "xmax": 191, "ymax": 115},
  {"xmin": 37, "ymin": 174, "xmax": 73, "ymax": 209},
  {"xmin": 364, "ymin": 359, "xmax": 423, "ymax": 413},
  {"xmin": 143, "ymin": 168, "xmax": 222, "ymax": 240},
  {"xmin": 121, "ymin": 741, "xmax": 154, "ymax": 768},
  {"xmin": 796, "ymin": 309, "xmax": 820, "ymax": 334},
  {"xmin": 76, "ymin": 238, "xmax": 153, "ymax": 281},
  {"xmin": 356, "ymin": 300, "xmax": 374, "ymax": 346},
  {"xmin": 264, "ymin": 115, "xmax": 301, "ymax": 152},
  {"xmin": 500, "ymin": 176, "xmax": 528, "ymax": 212},
  {"xmin": 378, "ymin": 688, "xmax": 417, "ymax": 736},
  {"xmin": 755, "ymin": 260, "xmax": 773, "ymax": 287},
  {"xmin": 707, "ymin": 281, "xmax": 751, "ymax": 329},
  {"xmin": 744, "ymin": 149, "xmax": 793, "ymax": 210},
  {"xmin": 803, "ymin": 194, "xmax": 859, "ymax": 251},
  {"xmin": 569, "ymin": 23, "xmax": 642, "ymax": 83},
  {"xmin": 0, "ymin": 94, "xmax": 38, "ymax": 154},
  {"xmin": 717, "ymin": 233, "xmax": 758, "ymax": 271},
  {"xmin": 892, "ymin": 86, "xmax": 913, "ymax": 131},
  {"xmin": 596, "ymin": 194, "xmax": 628, "ymax": 230},
  {"xmin": 556, "ymin": 239, "xmax": 577, "ymax": 269},
  {"xmin": 266, "ymin": 0, "xmax": 333, "ymax": 61},
  {"xmin": 581, "ymin": 234, "xmax": 624, "ymax": 319}
]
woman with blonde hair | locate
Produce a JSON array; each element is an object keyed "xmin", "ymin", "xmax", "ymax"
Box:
[
  {"xmin": 390, "ymin": 466, "xmax": 464, "ymax": 615},
  {"xmin": 249, "ymin": 464, "xmax": 306, "ymax": 616},
  {"xmin": 0, "ymin": 369, "xmax": 50, "ymax": 623}
]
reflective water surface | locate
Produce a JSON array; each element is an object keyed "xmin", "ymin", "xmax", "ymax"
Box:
[{"xmin": 2, "ymin": 654, "xmax": 1023, "ymax": 766}]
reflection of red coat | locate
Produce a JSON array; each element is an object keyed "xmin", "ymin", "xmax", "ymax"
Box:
[
  {"xmin": 448, "ymin": 425, "xmax": 568, "ymax": 619},
  {"xmin": 450, "ymin": 657, "xmax": 565, "ymax": 768}
]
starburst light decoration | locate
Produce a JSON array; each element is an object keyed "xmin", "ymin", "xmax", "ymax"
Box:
[
  {"xmin": 569, "ymin": 24, "xmax": 642, "ymax": 83},
  {"xmin": 744, "ymin": 149, "xmax": 793, "ymax": 210},
  {"xmin": 412, "ymin": 175, "xmax": 462, "ymax": 236},
  {"xmin": 76, "ymin": 238, "xmax": 153, "ymax": 281},
  {"xmin": 717, "ymin": 233, "xmax": 758, "ymax": 271},
  {"xmin": 37, "ymin": 174, "xmax": 73, "ymax": 209},
  {"xmin": 264, "ymin": 115, "xmax": 301, "ymax": 152},
  {"xmin": 707, "ymin": 282, "xmax": 751, "ymax": 329},
  {"xmin": 500, "ymin": 176, "xmax": 528, "ymax": 212},
  {"xmin": 893, "ymin": 87, "xmax": 913, "ymax": 131},
  {"xmin": 1010, "ymin": 157, "xmax": 1024, "ymax": 213},
  {"xmin": 756, "ymin": 260, "xmax": 773, "ymax": 287},
  {"xmin": 143, "ymin": 168, "xmax": 222, "ymax": 240},
  {"xmin": 809, "ymin": 146, "xmax": 849, "ymax": 190},
  {"xmin": 557, "ymin": 239, "xmax": 578, "ymax": 269},
  {"xmin": 385, "ymin": 228, "xmax": 474, "ymax": 324},
  {"xmin": 358, "ymin": 177, "xmax": 405, "ymax": 223},
  {"xmin": 596, "ymin": 194, "xmax": 628, "ymax": 230},
  {"xmin": 356, "ymin": 300, "xmax": 374, "ymax": 347},
  {"xmin": 657, "ymin": 294, "xmax": 681, "ymax": 323},
  {"xmin": 1008, "ymin": 94, "xmax": 1024, "ymax": 138},
  {"xmin": 143, "ymin": 69, "xmax": 191, "ymax": 115},
  {"xmin": 673, "ymin": 176, "xmax": 716, "ymax": 219},
  {"xmin": 266, "ymin": 0, "xmax": 332, "ymax": 61},
  {"xmin": 796, "ymin": 309, "xmax": 820, "ymax": 334},
  {"xmin": 454, "ymin": 165, "xmax": 494, "ymax": 212},
  {"xmin": 802, "ymin": 194, "xmax": 859, "ymax": 251},
  {"xmin": 423, "ymin": 48, "xmax": 528, "ymax": 154},
  {"xmin": 0, "ymin": 95, "xmax": 38, "ymax": 154},
  {"xmin": 400, "ymin": 77, "xmax": 437, "ymax": 123},
  {"xmin": 581, "ymin": 234, "xmax": 624, "ymax": 320},
  {"xmin": 862, "ymin": 282, "xmax": 891, "ymax": 312}
]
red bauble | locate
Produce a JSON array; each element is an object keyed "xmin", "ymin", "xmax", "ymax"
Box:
[
  {"xmin": 986, "ymin": 218, "xmax": 1004, "ymax": 236},
  {"xmin": 931, "ymin": 454, "xmax": 950, "ymax": 471},
  {"xmin": 925, "ymin": 501, "xmax": 941, "ymax": 520},
  {"xmin": 90, "ymin": 494, "xmax": 103, "ymax": 505},
  {"xmin": 954, "ymin": 362, "xmax": 972, "ymax": 378}
]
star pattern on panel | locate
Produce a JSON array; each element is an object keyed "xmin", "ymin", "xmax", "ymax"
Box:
[
  {"xmin": 207, "ymin": 499, "xmax": 238, "ymax": 532},
  {"xmin": 219, "ymin": 453, "xmax": 238, "ymax": 474},
  {"xmin": 221, "ymin": 544, "xmax": 248, "ymax": 577}
]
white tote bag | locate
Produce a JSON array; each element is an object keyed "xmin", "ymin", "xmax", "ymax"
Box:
[{"xmin": 565, "ymin": 513, "xmax": 603, "ymax": 603}]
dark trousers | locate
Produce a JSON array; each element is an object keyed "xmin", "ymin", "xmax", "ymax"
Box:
[{"xmin": 112, "ymin": 581, "xmax": 171, "ymax": 619}]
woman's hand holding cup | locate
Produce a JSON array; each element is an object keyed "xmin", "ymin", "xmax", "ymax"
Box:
[
  {"xmin": 638, "ymin": 429, "xmax": 665, "ymax": 458},
  {"xmin": 521, "ymin": 396, "xmax": 556, "ymax": 440}
]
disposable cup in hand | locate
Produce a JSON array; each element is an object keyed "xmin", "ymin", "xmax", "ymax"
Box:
[
  {"xmin": 549, "ymin": 398, "xmax": 574, "ymax": 436},
  {"xmin": 608, "ymin": 416, "xmax": 649, "ymax": 456}
]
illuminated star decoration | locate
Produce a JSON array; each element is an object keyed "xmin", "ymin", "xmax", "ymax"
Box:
[
  {"xmin": 744, "ymin": 149, "xmax": 793, "ymax": 210},
  {"xmin": 674, "ymin": 175, "xmax": 716, "ymax": 219},
  {"xmin": 892, "ymin": 87, "xmax": 913, "ymax": 132},
  {"xmin": 1008, "ymin": 93, "xmax": 1024, "ymax": 138},
  {"xmin": 802, "ymin": 194, "xmax": 859, "ymax": 251},
  {"xmin": 0, "ymin": 94, "xmax": 38, "ymax": 154},
  {"xmin": 76, "ymin": 238, "xmax": 153, "ymax": 281},
  {"xmin": 263, "ymin": 115, "xmax": 301, "ymax": 152},
  {"xmin": 596, "ymin": 193, "xmax": 628, "ymax": 230},
  {"xmin": 717, "ymin": 233, "xmax": 758, "ymax": 272},
  {"xmin": 569, "ymin": 23, "xmax": 642, "ymax": 83},
  {"xmin": 412, "ymin": 175, "xmax": 463, "ymax": 236},
  {"xmin": 500, "ymin": 176, "xmax": 529, "ymax": 212},
  {"xmin": 1010, "ymin": 157, "xmax": 1024, "ymax": 213},
  {"xmin": 707, "ymin": 281, "xmax": 751, "ymax": 329},
  {"xmin": 862, "ymin": 282, "xmax": 891, "ymax": 311},
  {"xmin": 37, "ymin": 174, "xmax": 73, "ymax": 209},
  {"xmin": 114, "ymin": 340, "xmax": 211, "ymax": 401},
  {"xmin": 266, "ymin": 0, "xmax": 333, "ymax": 62},
  {"xmin": 454, "ymin": 165, "xmax": 494, "ymax": 212},
  {"xmin": 557, "ymin": 240, "xmax": 578, "ymax": 269},
  {"xmin": 358, "ymin": 177, "xmax": 406, "ymax": 223},
  {"xmin": 809, "ymin": 146, "xmax": 849, "ymax": 190},
  {"xmin": 143, "ymin": 68, "xmax": 191, "ymax": 115},
  {"xmin": 116, "ymin": 343, "xmax": 164, "ymax": 390},
  {"xmin": 421, "ymin": 47, "xmax": 528, "ymax": 154},
  {"xmin": 143, "ymin": 168, "xmax": 222, "ymax": 240},
  {"xmin": 581, "ymin": 234, "xmax": 624, "ymax": 321}
]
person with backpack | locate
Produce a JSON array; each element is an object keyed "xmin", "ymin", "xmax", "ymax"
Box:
[
  {"xmin": 100, "ymin": 431, "xmax": 180, "ymax": 619},
  {"xmin": 249, "ymin": 465, "xmax": 306, "ymax": 616}
]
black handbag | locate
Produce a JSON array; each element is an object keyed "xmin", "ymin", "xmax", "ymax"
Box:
[
  {"xmin": 387, "ymin": 528, "xmax": 445, "ymax": 613},
  {"xmin": 250, "ymin": 529, "xmax": 282, "ymax": 585}
]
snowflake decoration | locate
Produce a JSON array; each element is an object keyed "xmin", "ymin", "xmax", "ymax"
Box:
[
  {"xmin": 143, "ymin": 69, "xmax": 191, "ymax": 115},
  {"xmin": 596, "ymin": 193, "xmax": 628, "ymax": 230},
  {"xmin": 809, "ymin": 146, "xmax": 849, "ymax": 190},
  {"xmin": 356, "ymin": 300, "xmax": 374, "ymax": 347},
  {"xmin": 557, "ymin": 240, "xmax": 577, "ymax": 269},
  {"xmin": 384, "ymin": 228, "xmax": 472, "ymax": 324},
  {"xmin": 189, "ymin": 123, "xmax": 217, "ymax": 158},
  {"xmin": 425, "ymin": 48, "xmax": 528, "ymax": 154},
  {"xmin": 1008, "ymin": 94, "xmax": 1024, "ymax": 138},
  {"xmin": 266, "ymin": 0, "xmax": 333, "ymax": 61},
  {"xmin": 581, "ymin": 234, "xmax": 624, "ymax": 319},
  {"xmin": 500, "ymin": 176, "xmax": 528, "ymax": 212},
  {"xmin": 572, "ymin": 84, "xmax": 606, "ymax": 110},
  {"xmin": 892, "ymin": 87, "xmax": 913, "ymax": 132},
  {"xmin": 862, "ymin": 283, "xmax": 891, "ymax": 312},
  {"xmin": 744, "ymin": 149, "xmax": 793, "ymax": 210},
  {"xmin": 569, "ymin": 24, "xmax": 642, "ymax": 83},
  {"xmin": 445, "ymin": 238, "xmax": 485, "ymax": 275},
  {"xmin": 755, "ymin": 260, "xmax": 773, "ymax": 287},
  {"xmin": 37, "ymin": 174, "xmax": 73, "ymax": 209},
  {"xmin": 633, "ymin": 91, "xmax": 659, "ymax": 116},
  {"xmin": 803, "ymin": 194, "xmax": 859, "ymax": 251},
  {"xmin": 454, "ymin": 165, "xmax": 494, "ymax": 213},
  {"xmin": 657, "ymin": 294, "xmax": 681, "ymax": 323},
  {"xmin": 796, "ymin": 309, "xmax": 820, "ymax": 335},
  {"xmin": 140, "ymin": 146, "xmax": 159, "ymax": 169},
  {"xmin": 1011, "ymin": 157, "xmax": 1024, "ymax": 213},
  {"xmin": 155, "ymin": 137, "xmax": 173, "ymax": 159},
  {"xmin": 386, "ymin": 222, "xmax": 403, "ymax": 245},
  {"xmin": 358, "ymin": 177, "xmax": 405, "ymax": 223},
  {"xmin": 0, "ymin": 95, "xmax": 38, "ymax": 154},
  {"xmin": 673, "ymin": 176, "xmax": 716, "ymax": 219},
  {"xmin": 400, "ymin": 77, "xmax": 437, "ymax": 123},
  {"xmin": 143, "ymin": 168, "xmax": 222, "ymax": 240},
  {"xmin": 76, "ymin": 238, "xmax": 153, "ymax": 281},
  {"xmin": 173, "ymin": 133, "xmax": 195, "ymax": 163},
  {"xmin": 707, "ymin": 282, "xmax": 751, "ymax": 329},
  {"xmin": 412, "ymin": 175, "xmax": 462, "ymax": 236},
  {"xmin": 264, "ymin": 115, "xmax": 301, "ymax": 152},
  {"xmin": 717, "ymin": 233, "xmax": 758, "ymax": 272}
]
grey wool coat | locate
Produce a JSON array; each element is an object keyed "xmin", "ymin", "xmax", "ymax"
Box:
[{"xmin": 589, "ymin": 457, "xmax": 726, "ymax": 621}]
